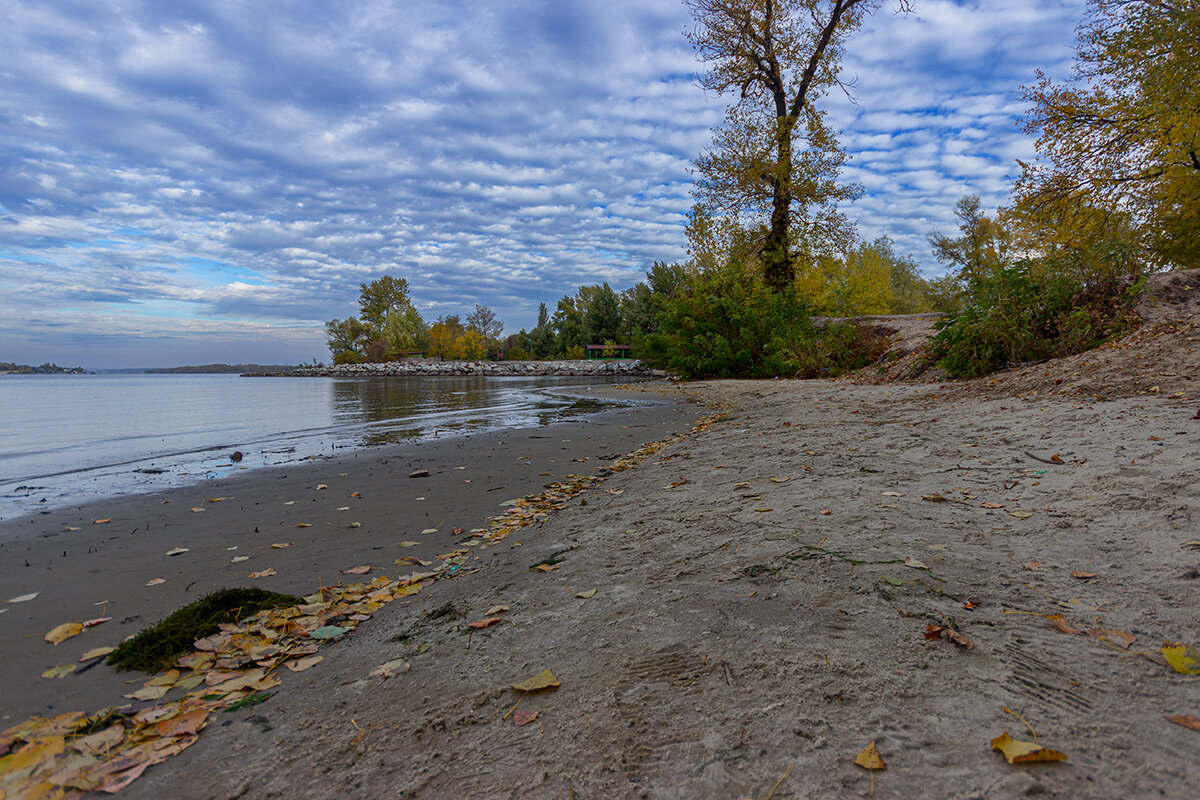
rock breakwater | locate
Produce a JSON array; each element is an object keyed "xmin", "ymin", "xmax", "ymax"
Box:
[{"xmin": 243, "ymin": 359, "xmax": 664, "ymax": 378}]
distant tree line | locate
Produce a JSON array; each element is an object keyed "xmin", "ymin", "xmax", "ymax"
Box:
[{"xmin": 0, "ymin": 362, "xmax": 86, "ymax": 374}]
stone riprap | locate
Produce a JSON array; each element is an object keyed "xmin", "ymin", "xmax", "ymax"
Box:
[{"xmin": 242, "ymin": 359, "xmax": 664, "ymax": 378}]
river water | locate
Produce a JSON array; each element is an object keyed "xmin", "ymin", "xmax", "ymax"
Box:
[{"xmin": 0, "ymin": 373, "xmax": 630, "ymax": 520}]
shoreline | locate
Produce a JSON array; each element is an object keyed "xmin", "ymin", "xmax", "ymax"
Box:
[
  {"xmin": 0, "ymin": 382, "xmax": 701, "ymax": 725},
  {"xmin": 243, "ymin": 358, "xmax": 664, "ymax": 378}
]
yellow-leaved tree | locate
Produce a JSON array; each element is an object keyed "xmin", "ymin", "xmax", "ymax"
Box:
[{"xmin": 1014, "ymin": 0, "xmax": 1200, "ymax": 269}]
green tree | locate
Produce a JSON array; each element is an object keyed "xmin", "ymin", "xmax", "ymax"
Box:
[
  {"xmin": 685, "ymin": 0, "xmax": 908, "ymax": 291},
  {"xmin": 466, "ymin": 304, "xmax": 504, "ymax": 340},
  {"xmin": 358, "ymin": 276, "xmax": 413, "ymax": 332},
  {"xmin": 927, "ymin": 195, "xmax": 1012, "ymax": 307},
  {"xmin": 1015, "ymin": 0, "xmax": 1200, "ymax": 268},
  {"xmin": 324, "ymin": 317, "xmax": 369, "ymax": 359},
  {"xmin": 579, "ymin": 283, "xmax": 622, "ymax": 344},
  {"xmin": 381, "ymin": 305, "xmax": 429, "ymax": 355}
]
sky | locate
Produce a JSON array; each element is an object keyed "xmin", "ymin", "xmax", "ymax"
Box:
[{"xmin": 0, "ymin": 0, "xmax": 1087, "ymax": 369}]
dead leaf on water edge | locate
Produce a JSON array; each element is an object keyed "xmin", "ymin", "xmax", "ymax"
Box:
[
  {"xmin": 1162, "ymin": 642, "xmax": 1200, "ymax": 675},
  {"xmin": 81, "ymin": 646, "xmax": 115, "ymax": 661},
  {"xmin": 271, "ymin": 542, "xmax": 294, "ymax": 549},
  {"xmin": 165, "ymin": 547, "xmax": 189, "ymax": 556},
  {"xmin": 145, "ymin": 577, "xmax": 166, "ymax": 586},
  {"xmin": 991, "ymin": 732, "xmax": 1067, "ymax": 764},
  {"xmin": 41, "ymin": 663, "xmax": 76, "ymax": 679},
  {"xmin": 980, "ymin": 501, "xmax": 1005, "ymax": 509},
  {"xmin": 248, "ymin": 568, "xmax": 277, "ymax": 579},
  {"xmin": 92, "ymin": 518, "xmax": 111, "ymax": 524},
  {"xmin": 6, "ymin": 592, "xmax": 38, "ymax": 603},
  {"xmin": 512, "ymin": 668, "xmax": 560, "ymax": 693},
  {"xmin": 190, "ymin": 507, "xmax": 205, "ymax": 513},
  {"xmin": 45, "ymin": 622, "xmax": 84, "ymax": 644}
]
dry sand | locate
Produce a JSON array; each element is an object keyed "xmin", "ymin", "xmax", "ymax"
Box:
[{"xmin": 81, "ymin": 378, "xmax": 1200, "ymax": 800}]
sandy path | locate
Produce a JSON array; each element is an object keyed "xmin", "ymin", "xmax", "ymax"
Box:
[{"xmin": 65, "ymin": 380, "xmax": 1200, "ymax": 798}]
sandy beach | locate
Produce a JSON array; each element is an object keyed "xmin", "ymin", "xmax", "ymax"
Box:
[
  {"xmin": 0, "ymin": 384, "xmax": 701, "ymax": 726},
  {"xmin": 4, "ymin": 375, "xmax": 1200, "ymax": 799}
]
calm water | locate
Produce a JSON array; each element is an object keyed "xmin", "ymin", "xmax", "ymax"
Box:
[{"xmin": 0, "ymin": 373, "xmax": 631, "ymax": 520}]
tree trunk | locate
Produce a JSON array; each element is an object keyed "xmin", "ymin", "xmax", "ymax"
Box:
[{"xmin": 764, "ymin": 120, "xmax": 794, "ymax": 292}]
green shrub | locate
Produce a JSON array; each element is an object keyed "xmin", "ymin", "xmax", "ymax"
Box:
[
  {"xmin": 107, "ymin": 588, "xmax": 301, "ymax": 673},
  {"xmin": 564, "ymin": 344, "xmax": 585, "ymax": 360},
  {"xmin": 930, "ymin": 260, "xmax": 1142, "ymax": 378},
  {"xmin": 641, "ymin": 260, "xmax": 886, "ymax": 378},
  {"xmin": 332, "ymin": 350, "xmax": 364, "ymax": 365}
]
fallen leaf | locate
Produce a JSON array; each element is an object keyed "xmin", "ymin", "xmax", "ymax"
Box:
[
  {"xmin": 534, "ymin": 564, "xmax": 559, "ymax": 572},
  {"xmin": 1045, "ymin": 614, "xmax": 1081, "ymax": 634},
  {"xmin": 343, "ymin": 565, "xmax": 371, "ymax": 574},
  {"xmin": 145, "ymin": 577, "xmax": 166, "ymax": 586},
  {"xmin": 420, "ymin": 528, "xmax": 438, "ymax": 534},
  {"xmin": 369, "ymin": 658, "xmax": 410, "ymax": 678},
  {"xmin": 231, "ymin": 555, "xmax": 250, "ymax": 563},
  {"xmin": 769, "ymin": 477, "xmax": 790, "ymax": 484},
  {"xmin": 485, "ymin": 605, "xmax": 510, "ymax": 615},
  {"xmin": 1166, "ymin": 714, "xmax": 1200, "ymax": 731},
  {"xmin": 394, "ymin": 556, "xmax": 431, "ymax": 566},
  {"xmin": 882, "ymin": 491, "xmax": 904, "ymax": 497},
  {"xmin": 249, "ymin": 568, "xmax": 277, "ymax": 579},
  {"xmin": 337, "ymin": 506, "xmax": 351, "ymax": 511},
  {"xmin": 45, "ymin": 622, "xmax": 84, "ymax": 644},
  {"xmin": 1162, "ymin": 642, "xmax": 1200, "ymax": 675},
  {"xmin": 904, "ymin": 557, "xmax": 928, "ymax": 570},
  {"xmin": 1087, "ymin": 627, "xmax": 1135, "ymax": 648},
  {"xmin": 1010, "ymin": 510, "xmax": 1034, "ymax": 519},
  {"xmin": 512, "ymin": 668, "xmax": 560, "ymax": 692},
  {"xmin": 991, "ymin": 732, "xmax": 1067, "ymax": 764},
  {"xmin": 468, "ymin": 617, "xmax": 502, "ymax": 629},
  {"xmin": 347, "ymin": 521, "xmax": 362, "ymax": 528},
  {"xmin": 6, "ymin": 592, "xmax": 38, "ymax": 603},
  {"xmin": 853, "ymin": 740, "xmax": 886, "ymax": 770},
  {"xmin": 923, "ymin": 494, "xmax": 949, "ymax": 503},
  {"xmin": 41, "ymin": 663, "xmax": 76, "ymax": 679},
  {"xmin": 574, "ymin": 589, "xmax": 597, "ymax": 599},
  {"xmin": 64, "ymin": 526, "xmax": 80, "ymax": 531},
  {"xmin": 80, "ymin": 646, "xmax": 115, "ymax": 661},
  {"xmin": 286, "ymin": 655, "xmax": 324, "ymax": 672},
  {"xmin": 818, "ymin": 509, "xmax": 831, "ymax": 515},
  {"xmin": 349, "ymin": 491, "xmax": 361, "ymax": 498},
  {"xmin": 980, "ymin": 501, "xmax": 1005, "ymax": 509},
  {"xmin": 164, "ymin": 547, "xmax": 189, "ymax": 556},
  {"xmin": 1024, "ymin": 561, "xmax": 1042, "ymax": 570},
  {"xmin": 315, "ymin": 484, "xmax": 328, "ymax": 490},
  {"xmin": 156, "ymin": 709, "xmax": 209, "ymax": 737},
  {"xmin": 271, "ymin": 542, "xmax": 294, "ymax": 549},
  {"xmin": 125, "ymin": 684, "xmax": 170, "ymax": 701},
  {"xmin": 884, "ymin": 578, "xmax": 903, "ymax": 586},
  {"xmin": 296, "ymin": 523, "xmax": 312, "ymax": 528},
  {"xmin": 396, "ymin": 541, "xmax": 420, "ymax": 548},
  {"xmin": 924, "ymin": 624, "xmax": 973, "ymax": 649},
  {"xmin": 513, "ymin": 710, "xmax": 539, "ymax": 727},
  {"xmin": 190, "ymin": 507, "xmax": 205, "ymax": 513},
  {"xmin": 755, "ymin": 507, "xmax": 775, "ymax": 513},
  {"xmin": 92, "ymin": 518, "xmax": 111, "ymax": 524},
  {"xmin": 310, "ymin": 625, "xmax": 349, "ymax": 639},
  {"xmin": 82, "ymin": 616, "xmax": 111, "ymax": 628},
  {"xmin": 1071, "ymin": 571, "xmax": 1097, "ymax": 580},
  {"xmin": 409, "ymin": 469, "xmax": 430, "ymax": 478},
  {"xmin": 208, "ymin": 496, "xmax": 227, "ymax": 503}
]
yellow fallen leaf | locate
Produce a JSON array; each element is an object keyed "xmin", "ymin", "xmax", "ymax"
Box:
[
  {"xmin": 145, "ymin": 577, "xmax": 166, "ymax": 586},
  {"xmin": 45, "ymin": 622, "xmax": 84, "ymax": 644},
  {"xmin": 535, "ymin": 564, "xmax": 559, "ymax": 572},
  {"xmin": 991, "ymin": 732, "xmax": 1066, "ymax": 764},
  {"xmin": 486, "ymin": 605, "xmax": 511, "ymax": 615},
  {"xmin": 369, "ymin": 658, "xmax": 410, "ymax": 678},
  {"xmin": 574, "ymin": 589, "xmax": 597, "ymax": 598},
  {"xmin": 904, "ymin": 557, "xmax": 928, "ymax": 570},
  {"xmin": 41, "ymin": 663, "xmax": 76, "ymax": 679},
  {"xmin": 80, "ymin": 646, "xmax": 115, "ymax": 661},
  {"xmin": 347, "ymin": 521, "xmax": 362, "ymax": 528},
  {"xmin": 190, "ymin": 506, "xmax": 205, "ymax": 512},
  {"xmin": 6, "ymin": 592, "xmax": 38, "ymax": 603},
  {"xmin": 249, "ymin": 568, "xmax": 277, "ymax": 579},
  {"xmin": 271, "ymin": 542, "xmax": 294, "ymax": 549},
  {"xmin": 63, "ymin": 525, "xmax": 81, "ymax": 531},
  {"xmin": 1162, "ymin": 642, "xmax": 1200, "ymax": 675},
  {"xmin": 208, "ymin": 496, "xmax": 227, "ymax": 503},
  {"xmin": 512, "ymin": 668, "xmax": 560, "ymax": 692},
  {"xmin": 394, "ymin": 583, "xmax": 422, "ymax": 597},
  {"xmin": 92, "ymin": 518, "xmax": 111, "ymax": 524},
  {"xmin": 853, "ymin": 740, "xmax": 885, "ymax": 770},
  {"xmin": 125, "ymin": 684, "xmax": 170, "ymax": 701},
  {"xmin": 396, "ymin": 541, "xmax": 420, "ymax": 547},
  {"xmin": 1010, "ymin": 510, "xmax": 1034, "ymax": 519},
  {"xmin": 286, "ymin": 655, "xmax": 324, "ymax": 672},
  {"xmin": 315, "ymin": 484, "xmax": 328, "ymax": 490},
  {"xmin": 296, "ymin": 523, "xmax": 312, "ymax": 528},
  {"xmin": 344, "ymin": 565, "xmax": 371, "ymax": 574}
]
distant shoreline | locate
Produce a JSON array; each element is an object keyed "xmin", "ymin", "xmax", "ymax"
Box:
[{"xmin": 244, "ymin": 358, "xmax": 664, "ymax": 378}]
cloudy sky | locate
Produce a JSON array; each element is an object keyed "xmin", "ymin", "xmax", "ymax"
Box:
[{"xmin": 0, "ymin": 0, "xmax": 1085, "ymax": 368}]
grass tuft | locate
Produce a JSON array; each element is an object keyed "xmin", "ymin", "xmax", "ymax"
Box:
[{"xmin": 106, "ymin": 587, "xmax": 301, "ymax": 673}]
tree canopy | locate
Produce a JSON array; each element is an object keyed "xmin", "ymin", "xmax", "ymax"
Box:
[
  {"xmin": 1014, "ymin": 0, "xmax": 1200, "ymax": 269},
  {"xmin": 685, "ymin": 0, "xmax": 908, "ymax": 290}
]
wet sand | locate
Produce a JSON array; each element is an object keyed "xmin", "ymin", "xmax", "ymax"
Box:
[{"xmin": 0, "ymin": 383, "xmax": 701, "ymax": 725}]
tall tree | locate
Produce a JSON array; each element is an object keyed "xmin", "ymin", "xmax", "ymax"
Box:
[
  {"xmin": 1014, "ymin": 0, "xmax": 1200, "ymax": 268},
  {"xmin": 358, "ymin": 276, "xmax": 413, "ymax": 332},
  {"xmin": 928, "ymin": 195, "xmax": 1011, "ymax": 298},
  {"xmin": 686, "ymin": 0, "xmax": 907, "ymax": 291},
  {"xmin": 465, "ymin": 304, "xmax": 504, "ymax": 340}
]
